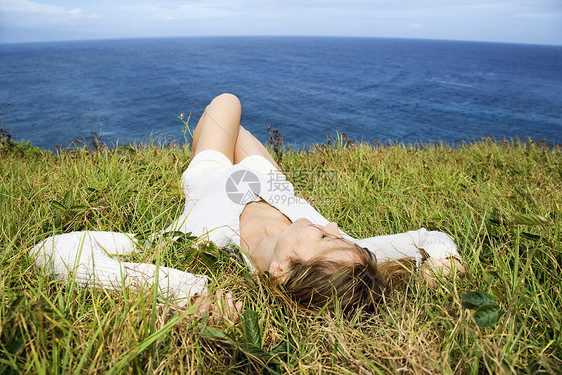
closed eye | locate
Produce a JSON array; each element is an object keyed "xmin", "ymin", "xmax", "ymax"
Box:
[{"xmin": 322, "ymin": 233, "xmax": 345, "ymax": 241}]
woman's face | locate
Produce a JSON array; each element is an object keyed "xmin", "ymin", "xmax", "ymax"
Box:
[{"xmin": 269, "ymin": 218, "xmax": 362, "ymax": 277}]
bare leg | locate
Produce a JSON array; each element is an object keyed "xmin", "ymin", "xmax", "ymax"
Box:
[
  {"xmin": 234, "ymin": 126, "xmax": 281, "ymax": 171},
  {"xmin": 190, "ymin": 93, "xmax": 280, "ymax": 170},
  {"xmin": 191, "ymin": 93, "xmax": 242, "ymax": 163}
]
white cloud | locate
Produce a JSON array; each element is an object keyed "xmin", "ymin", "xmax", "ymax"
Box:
[
  {"xmin": 0, "ymin": 0, "xmax": 98, "ymax": 18},
  {"xmin": 138, "ymin": 2, "xmax": 240, "ymax": 20},
  {"xmin": 0, "ymin": 0, "xmax": 560, "ymax": 44},
  {"xmin": 0, "ymin": 0, "xmax": 100, "ymax": 35}
]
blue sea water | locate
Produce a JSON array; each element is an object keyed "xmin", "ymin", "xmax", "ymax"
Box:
[{"xmin": 1, "ymin": 36, "xmax": 561, "ymax": 150}]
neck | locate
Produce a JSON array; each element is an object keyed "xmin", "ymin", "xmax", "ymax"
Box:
[
  {"xmin": 239, "ymin": 201, "xmax": 291, "ymax": 273},
  {"xmin": 243, "ymin": 234, "xmax": 278, "ymax": 273}
]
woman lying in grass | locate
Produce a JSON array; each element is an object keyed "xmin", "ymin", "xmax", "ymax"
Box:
[{"xmin": 31, "ymin": 93, "xmax": 464, "ymax": 319}]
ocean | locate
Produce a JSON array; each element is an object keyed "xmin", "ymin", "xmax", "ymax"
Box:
[{"xmin": 1, "ymin": 36, "xmax": 561, "ymax": 150}]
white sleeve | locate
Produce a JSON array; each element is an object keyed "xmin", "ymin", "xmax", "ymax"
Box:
[
  {"xmin": 345, "ymin": 228, "xmax": 461, "ymax": 266},
  {"xmin": 272, "ymin": 193, "xmax": 461, "ymax": 267},
  {"xmin": 30, "ymin": 231, "xmax": 208, "ymax": 306}
]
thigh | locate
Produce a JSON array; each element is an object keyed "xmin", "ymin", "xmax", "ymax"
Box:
[
  {"xmin": 191, "ymin": 93, "xmax": 242, "ymax": 163},
  {"xmin": 234, "ymin": 126, "xmax": 281, "ymax": 170}
]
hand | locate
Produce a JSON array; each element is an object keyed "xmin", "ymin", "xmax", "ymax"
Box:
[
  {"xmin": 420, "ymin": 257, "xmax": 465, "ymax": 288},
  {"xmin": 190, "ymin": 290, "xmax": 243, "ymax": 322}
]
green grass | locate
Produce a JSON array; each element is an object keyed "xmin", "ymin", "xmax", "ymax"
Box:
[{"xmin": 1, "ymin": 136, "xmax": 560, "ymax": 374}]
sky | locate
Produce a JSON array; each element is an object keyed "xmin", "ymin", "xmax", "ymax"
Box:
[{"xmin": 0, "ymin": 0, "xmax": 561, "ymax": 45}]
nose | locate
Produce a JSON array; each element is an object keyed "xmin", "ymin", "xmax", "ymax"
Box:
[
  {"xmin": 296, "ymin": 218, "xmax": 312, "ymax": 226},
  {"xmin": 323, "ymin": 222, "xmax": 340, "ymax": 236}
]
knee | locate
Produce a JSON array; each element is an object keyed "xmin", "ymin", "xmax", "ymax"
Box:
[{"xmin": 210, "ymin": 93, "xmax": 241, "ymax": 110}]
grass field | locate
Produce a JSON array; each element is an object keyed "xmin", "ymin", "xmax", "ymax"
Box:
[{"xmin": 1, "ymin": 133, "xmax": 560, "ymax": 374}]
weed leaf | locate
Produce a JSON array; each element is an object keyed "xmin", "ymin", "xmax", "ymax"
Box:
[
  {"xmin": 201, "ymin": 326, "xmax": 234, "ymax": 343},
  {"xmin": 174, "ymin": 232, "xmax": 198, "ymax": 244},
  {"xmin": 69, "ymin": 205, "xmax": 88, "ymax": 214},
  {"xmin": 50, "ymin": 200, "xmax": 67, "ymax": 211},
  {"xmin": 7, "ymin": 325, "xmax": 25, "ymax": 356},
  {"xmin": 238, "ymin": 343, "xmax": 282, "ymax": 375},
  {"xmin": 461, "ymin": 291, "xmax": 497, "ymax": 309},
  {"xmin": 243, "ymin": 310, "xmax": 262, "ymax": 348},
  {"xmin": 485, "ymin": 267, "xmax": 501, "ymax": 278},
  {"xmin": 520, "ymin": 232, "xmax": 542, "ymax": 241},
  {"xmin": 270, "ymin": 339, "xmax": 289, "ymax": 356},
  {"xmin": 270, "ymin": 333, "xmax": 296, "ymax": 358},
  {"xmin": 513, "ymin": 214, "xmax": 548, "ymax": 226},
  {"xmin": 115, "ymin": 146, "xmax": 137, "ymax": 154},
  {"xmin": 162, "ymin": 231, "xmax": 189, "ymax": 239},
  {"xmin": 473, "ymin": 304, "xmax": 500, "ymax": 328},
  {"xmin": 200, "ymin": 251, "xmax": 218, "ymax": 268},
  {"xmin": 486, "ymin": 216, "xmax": 502, "ymax": 227},
  {"xmin": 239, "ymin": 342, "xmax": 270, "ymax": 359},
  {"xmin": 63, "ymin": 190, "xmax": 73, "ymax": 208}
]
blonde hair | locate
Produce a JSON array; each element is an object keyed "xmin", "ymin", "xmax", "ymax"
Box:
[{"xmin": 280, "ymin": 245, "xmax": 414, "ymax": 314}]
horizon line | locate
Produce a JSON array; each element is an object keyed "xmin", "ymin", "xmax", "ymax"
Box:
[{"xmin": 2, "ymin": 34, "xmax": 561, "ymax": 48}]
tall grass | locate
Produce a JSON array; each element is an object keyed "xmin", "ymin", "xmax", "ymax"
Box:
[{"xmin": 1, "ymin": 136, "xmax": 560, "ymax": 374}]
